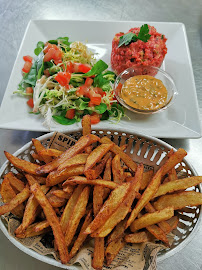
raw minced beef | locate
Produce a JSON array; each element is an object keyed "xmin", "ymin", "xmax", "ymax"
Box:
[{"xmin": 111, "ymin": 25, "xmax": 167, "ymax": 75}]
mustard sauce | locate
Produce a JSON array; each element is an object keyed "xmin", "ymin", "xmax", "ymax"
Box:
[{"xmin": 121, "ymin": 75, "xmax": 168, "ymax": 111}]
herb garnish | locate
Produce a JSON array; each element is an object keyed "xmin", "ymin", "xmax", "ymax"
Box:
[{"xmin": 118, "ymin": 24, "xmax": 151, "ymax": 47}]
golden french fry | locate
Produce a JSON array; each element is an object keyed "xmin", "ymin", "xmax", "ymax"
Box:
[
  {"xmin": 100, "ymin": 136, "xmax": 137, "ymax": 172},
  {"xmin": 85, "ymin": 182, "xmax": 131, "ymax": 235},
  {"xmin": 91, "ymin": 164, "xmax": 144, "ymax": 237},
  {"xmin": 25, "ymin": 174, "xmax": 38, "ymax": 186},
  {"xmin": 112, "ymin": 154, "xmax": 124, "ymax": 184},
  {"xmin": 4, "ymin": 172, "xmax": 25, "ymax": 193},
  {"xmin": 52, "ymin": 190, "xmax": 71, "ymax": 199},
  {"xmin": 36, "ymin": 134, "xmax": 100, "ymax": 174},
  {"xmin": 33, "ymin": 175, "xmax": 46, "ymax": 184},
  {"xmin": 34, "ymin": 220, "xmax": 50, "ymax": 232},
  {"xmin": 140, "ymin": 170, "xmax": 154, "ymax": 190},
  {"xmin": 38, "ymin": 148, "xmax": 63, "ymax": 158},
  {"xmin": 66, "ymin": 176, "xmax": 118, "ymax": 189},
  {"xmin": 145, "ymin": 223, "xmax": 169, "ymax": 246},
  {"xmin": 47, "ymin": 192, "xmax": 67, "ymax": 208},
  {"xmin": 62, "ymin": 184, "xmax": 75, "ymax": 195},
  {"xmin": 125, "ymin": 231, "xmax": 153, "ymax": 243},
  {"xmin": 82, "ymin": 115, "xmax": 91, "ymax": 136},
  {"xmin": 84, "ymin": 143, "xmax": 113, "ymax": 179},
  {"xmin": 105, "ymin": 237, "xmax": 125, "ymax": 266},
  {"xmin": 31, "ymin": 152, "xmax": 44, "ymax": 162},
  {"xmin": 15, "ymin": 222, "xmax": 51, "ymax": 238},
  {"xmin": 130, "ymin": 207, "xmax": 174, "ymax": 232},
  {"xmin": 30, "ymin": 183, "xmax": 69, "ymax": 264},
  {"xmin": 58, "ymin": 153, "xmax": 88, "ymax": 171},
  {"xmin": 4, "ymin": 151, "xmax": 41, "ymax": 175},
  {"xmin": 32, "ymin": 139, "xmax": 52, "ymax": 163},
  {"xmin": 0, "ymin": 178, "xmax": 24, "ymax": 217},
  {"xmin": 46, "ymin": 165, "xmax": 84, "ymax": 186},
  {"xmin": 60, "ymin": 185, "xmax": 85, "ymax": 234},
  {"xmin": 65, "ymin": 186, "xmax": 90, "ymax": 247},
  {"xmin": 15, "ymin": 185, "xmax": 49, "ymax": 235},
  {"xmin": 154, "ymin": 176, "xmax": 202, "ymax": 198},
  {"xmin": 107, "ymin": 219, "xmax": 127, "ymax": 244},
  {"xmin": 166, "ymin": 216, "xmax": 179, "ymax": 232},
  {"xmin": 154, "ymin": 191, "xmax": 202, "ymax": 210},
  {"xmin": 168, "ymin": 167, "xmax": 178, "ymax": 182},
  {"xmin": 69, "ymin": 210, "xmax": 93, "ymax": 259},
  {"xmin": 0, "ymin": 186, "xmax": 30, "ymax": 216},
  {"xmin": 103, "ymin": 155, "xmax": 112, "ymax": 199}
]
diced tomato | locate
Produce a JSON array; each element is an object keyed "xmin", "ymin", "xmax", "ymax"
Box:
[
  {"xmin": 85, "ymin": 77, "xmax": 93, "ymax": 87},
  {"xmin": 72, "ymin": 63, "xmax": 91, "ymax": 73},
  {"xmin": 43, "ymin": 48, "xmax": 56, "ymax": 62},
  {"xmin": 65, "ymin": 62, "xmax": 73, "ymax": 73},
  {"xmin": 88, "ymin": 100, "xmax": 95, "ymax": 107},
  {"xmin": 23, "ymin": 55, "xmax": 33, "ymax": 63},
  {"xmin": 27, "ymin": 98, "xmax": 34, "ymax": 108},
  {"xmin": 26, "ymin": 87, "xmax": 33, "ymax": 94},
  {"xmin": 90, "ymin": 113, "xmax": 101, "ymax": 125},
  {"xmin": 79, "ymin": 64, "xmax": 91, "ymax": 73},
  {"xmin": 54, "ymin": 59, "xmax": 62, "ymax": 65},
  {"xmin": 22, "ymin": 61, "xmax": 32, "ymax": 73},
  {"xmin": 43, "ymin": 43, "xmax": 58, "ymax": 54},
  {"xmin": 55, "ymin": 72, "xmax": 71, "ymax": 87},
  {"xmin": 94, "ymin": 87, "xmax": 105, "ymax": 97},
  {"xmin": 44, "ymin": 69, "xmax": 50, "ymax": 77},
  {"xmin": 76, "ymin": 85, "xmax": 85, "ymax": 96},
  {"xmin": 116, "ymin": 82, "xmax": 122, "ymax": 92},
  {"xmin": 65, "ymin": 109, "xmax": 75, "ymax": 119},
  {"xmin": 89, "ymin": 90, "xmax": 102, "ymax": 105}
]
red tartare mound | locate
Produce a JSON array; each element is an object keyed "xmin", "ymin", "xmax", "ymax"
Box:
[{"xmin": 111, "ymin": 25, "xmax": 167, "ymax": 75}]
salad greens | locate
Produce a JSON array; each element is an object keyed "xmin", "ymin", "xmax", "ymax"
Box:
[{"xmin": 14, "ymin": 36, "xmax": 125, "ymax": 128}]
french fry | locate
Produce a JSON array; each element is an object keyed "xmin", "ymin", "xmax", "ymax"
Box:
[
  {"xmin": 65, "ymin": 186, "xmax": 90, "ymax": 247},
  {"xmin": 69, "ymin": 210, "xmax": 93, "ymax": 259},
  {"xmin": 91, "ymin": 164, "xmax": 144, "ymax": 237},
  {"xmin": 52, "ymin": 190, "xmax": 71, "ymax": 199},
  {"xmin": 153, "ymin": 176, "xmax": 202, "ymax": 198},
  {"xmin": 32, "ymin": 139, "xmax": 52, "ymax": 163},
  {"xmin": 84, "ymin": 143, "xmax": 113, "ymax": 179},
  {"xmin": 85, "ymin": 182, "xmax": 131, "ymax": 234},
  {"xmin": 4, "ymin": 172, "xmax": 25, "ymax": 192},
  {"xmin": 125, "ymin": 231, "xmax": 153, "ymax": 243},
  {"xmin": 112, "ymin": 154, "xmax": 124, "ymax": 183},
  {"xmin": 30, "ymin": 183, "xmax": 69, "ymax": 264},
  {"xmin": 166, "ymin": 216, "xmax": 179, "ymax": 232},
  {"xmin": 33, "ymin": 175, "xmax": 46, "ymax": 184},
  {"xmin": 107, "ymin": 219, "xmax": 127, "ymax": 244},
  {"xmin": 15, "ymin": 222, "xmax": 51, "ymax": 238},
  {"xmin": 25, "ymin": 174, "xmax": 38, "ymax": 186},
  {"xmin": 130, "ymin": 207, "xmax": 174, "ymax": 232},
  {"xmin": 103, "ymin": 155, "xmax": 112, "ymax": 199},
  {"xmin": 15, "ymin": 185, "xmax": 49, "ymax": 235},
  {"xmin": 0, "ymin": 178, "xmax": 24, "ymax": 217},
  {"xmin": 145, "ymin": 223, "xmax": 169, "ymax": 246},
  {"xmin": 4, "ymin": 151, "xmax": 41, "ymax": 175},
  {"xmin": 36, "ymin": 134, "xmax": 100, "ymax": 174},
  {"xmin": 154, "ymin": 191, "xmax": 202, "ymax": 210},
  {"xmin": 100, "ymin": 136, "xmax": 137, "ymax": 172},
  {"xmin": 140, "ymin": 170, "xmax": 154, "ymax": 190},
  {"xmin": 31, "ymin": 152, "xmax": 44, "ymax": 162},
  {"xmin": 57, "ymin": 153, "xmax": 88, "ymax": 171},
  {"xmin": 66, "ymin": 176, "xmax": 118, "ymax": 189},
  {"xmin": 105, "ymin": 237, "xmax": 125, "ymax": 266},
  {"xmin": 92, "ymin": 184, "xmax": 105, "ymax": 270},
  {"xmin": 46, "ymin": 165, "xmax": 84, "ymax": 186},
  {"xmin": 0, "ymin": 186, "xmax": 30, "ymax": 216},
  {"xmin": 38, "ymin": 148, "xmax": 63, "ymax": 158},
  {"xmin": 126, "ymin": 168, "xmax": 163, "ymax": 229},
  {"xmin": 82, "ymin": 115, "xmax": 92, "ymax": 154},
  {"xmin": 62, "ymin": 184, "xmax": 75, "ymax": 195},
  {"xmin": 47, "ymin": 192, "xmax": 67, "ymax": 208},
  {"xmin": 60, "ymin": 185, "xmax": 85, "ymax": 234},
  {"xmin": 34, "ymin": 220, "xmax": 50, "ymax": 232}
]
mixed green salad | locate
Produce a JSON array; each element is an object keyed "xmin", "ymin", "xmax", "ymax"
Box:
[{"xmin": 14, "ymin": 37, "xmax": 124, "ymax": 127}]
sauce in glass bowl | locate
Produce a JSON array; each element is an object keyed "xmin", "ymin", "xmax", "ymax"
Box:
[{"xmin": 121, "ymin": 75, "xmax": 168, "ymax": 111}]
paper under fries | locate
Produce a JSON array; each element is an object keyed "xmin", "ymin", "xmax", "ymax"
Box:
[{"xmin": 1, "ymin": 123, "xmax": 202, "ymax": 269}]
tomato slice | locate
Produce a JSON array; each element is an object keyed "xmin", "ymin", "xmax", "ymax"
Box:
[
  {"xmin": 43, "ymin": 48, "xmax": 56, "ymax": 62},
  {"xmin": 22, "ymin": 61, "xmax": 32, "ymax": 73},
  {"xmin": 85, "ymin": 77, "xmax": 93, "ymax": 87},
  {"xmin": 89, "ymin": 90, "xmax": 102, "ymax": 105},
  {"xmin": 90, "ymin": 114, "xmax": 100, "ymax": 125},
  {"xmin": 26, "ymin": 87, "xmax": 33, "ymax": 94},
  {"xmin": 79, "ymin": 64, "xmax": 91, "ymax": 73},
  {"xmin": 23, "ymin": 55, "xmax": 33, "ymax": 63},
  {"xmin": 27, "ymin": 98, "xmax": 34, "ymax": 108},
  {"xmin": 55, "ymin": 72, "xmax": 71, "ymax": 87},
  {"xmin": 65, "ymin": 109, "xmax": 75, "ymax": 119}
]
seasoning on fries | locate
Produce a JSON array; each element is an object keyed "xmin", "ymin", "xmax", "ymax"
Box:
[{"xmin": 1, "ymin": 117, "xmax": 202, "ymax": 268}]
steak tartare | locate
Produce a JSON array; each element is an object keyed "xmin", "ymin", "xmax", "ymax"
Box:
[{"xmin": 111, "ymin": 25, "xmax": 167, "ymax": 75}]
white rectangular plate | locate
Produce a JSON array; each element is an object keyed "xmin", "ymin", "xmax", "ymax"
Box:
[{"xmin": 0, "ymin": 20, "xmax": 201, "ymax": 138}]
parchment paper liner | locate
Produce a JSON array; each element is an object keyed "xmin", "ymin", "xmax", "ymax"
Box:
[{"xmin": 1, "ymin": 131, "xmax": 201, "ymax": 269}]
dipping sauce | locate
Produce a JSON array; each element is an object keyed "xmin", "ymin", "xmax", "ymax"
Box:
[{"xmin": 121, "ymin": 75, "xmax": 168, "ymax": 111}]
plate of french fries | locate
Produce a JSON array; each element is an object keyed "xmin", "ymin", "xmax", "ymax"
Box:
[{"xmin": 0, "ymin": 115, "xmax": 202, "ymax": 269}]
